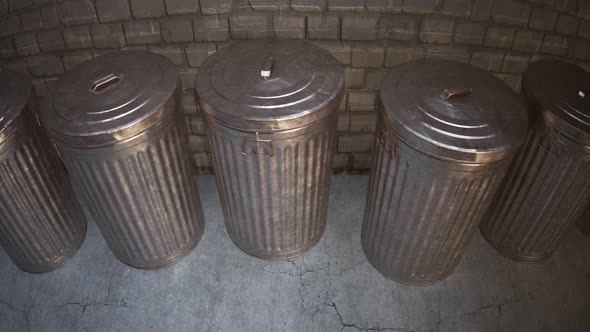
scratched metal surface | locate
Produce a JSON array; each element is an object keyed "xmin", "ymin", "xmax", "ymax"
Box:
[
  {"xmin": 361, "ymin": 60, "xmax": 528, "ymax": 285},
  {"xmin": 40, "ymin": 51, "xmax": 205, "ymax": 269},
  {"xmin": 196, "ymin": 39, "xmax": 344, "ymax": 260},
  {"xmin": 481, "ymin": 60, "xmax": 590, "ymax": 263},
  {"xmin": 0, "ymin": 176, "xmax": 589, "ymax": 332},
  {"xmin": 0, "ymin": 71, "xmax": 86, "ymax": 274}
]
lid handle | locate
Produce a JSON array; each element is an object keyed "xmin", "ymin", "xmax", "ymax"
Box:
[
  {"xmin": 260, "ymin": 56, "xmax": 275, "ymax": 80},
  {"xmin": 90, "ymin": 73, "xmax": 122, "ymax": 93},
  {"xmin": 440, "ymin": 87, "xmax": 472, "ymax": 101}
]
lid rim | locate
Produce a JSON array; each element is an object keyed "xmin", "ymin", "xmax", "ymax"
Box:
[
  {"xmin": 523, "ymin": 59, "xmax": 590, "ymax": 146},
  {"xmin": 379, "ymin": 59, "xmax": 529, "ymax": 163},
  {"xmin": 41, "ymin": 51, "xmax": 180, "ymax": 147},
  {"xmin": 198, "ymin": 87, "xmax": 344, "ymax": 132},
  {"xmin": 379, "ymin": 108, "xmax": 523, "ymax": 164},
  {"xmin": 196, "ymin": 39, "xmax": 345, "ymax": 131},
  {"xmin": 45, "ymin": 92, "xmax": 179, "ymax": 148}
]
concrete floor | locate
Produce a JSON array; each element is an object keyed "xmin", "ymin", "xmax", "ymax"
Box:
[{"xmin": 0, "ymin": 176, "xmax": 589, "ymax": 332}]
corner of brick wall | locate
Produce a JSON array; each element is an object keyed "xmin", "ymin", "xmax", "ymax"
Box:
[{"xmin": 1, "ymin": 0, "xmax": 589, "ymax": 174}]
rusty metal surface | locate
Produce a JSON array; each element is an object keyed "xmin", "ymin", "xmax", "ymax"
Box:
[
  {"xmin": 0, "ymin": 71, "xmax": 86, "ymax": 273},
  {"xmin": 362, "ymin": 131, "xmax": 509, "ymax": 285},
  {"xmin": 41, "ymin": 51, "xmax": 204, "ymax": 269},
  {"xmin": 362, "ymin": 60, "xmax": 528, "ymax": 285},
  {"xmin": 206, "ymin": 115, "xmax": 337, "ymax": 259},
  {"xmin": 196, "ymin": 39, "xmax": 344, "ymax": 259},
  {"xmin": 481, "ymin": 60, "xmax": 590, "ymax": 263}
]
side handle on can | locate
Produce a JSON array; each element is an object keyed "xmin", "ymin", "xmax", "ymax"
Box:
[{"xmin": 242, "ymin": 132, "xmax": 274, "ymax": 158}]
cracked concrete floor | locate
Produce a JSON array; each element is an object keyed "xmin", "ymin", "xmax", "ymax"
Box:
[{"xmin": 1, "ymin": 176, "xmax": 589, "ymax": 332}]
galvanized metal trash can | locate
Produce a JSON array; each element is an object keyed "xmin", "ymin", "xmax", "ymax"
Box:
[
  {"xmin": 196, "ymin": 40, "xmax": 344, "ymax": 260},
  {"xmin": 361, "ymin": 60, "xmax": 528, "ymax": 285},
  {"xmin": 577, "ymin": 206, "xmax": 590, "ymax": 237},
  {"xmin": 0, "ymin": 71, "xmax": 87, "ymax": 273},
  {"xmin": 481, "ymin": 60, "xmax": 590, "ymax": 262},
  {"xmin": 40, "ymin": 51, "xmax": 205, "ymax": 269}
]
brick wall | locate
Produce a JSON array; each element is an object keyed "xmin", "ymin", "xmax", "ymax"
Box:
[{"xmin": 1, "ymin": 0, "xmax": 589, "ymax": 174}]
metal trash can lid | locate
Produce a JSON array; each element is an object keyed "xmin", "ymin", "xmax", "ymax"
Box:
[
  {"xmin": 41, "ymin": 51, "xmax": 178, "ymax": 148},
  {"xmin": 523, "ymin": 59, "xmax": 590, "ymax": 145},
  {"xmin": 196, "ymin": 39, "xmax": 344, "ymax": 132},
  {"xmin": 380, "ymin": 60, "xmax": 528, "ymax": 163},
  {"xmin": 0, "ymin": 71, "xmax": 33, "ymax": 145}
]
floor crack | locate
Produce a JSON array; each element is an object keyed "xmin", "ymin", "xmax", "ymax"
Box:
[
  {"xmin": 429, "ymin": 296, "xmax": 530, "ymax": 332},
  {"xmin": 333, "ymin": 260, "xmax": 368, "ymax": 277},
  {"xmin": 0, "ymin": 294, "xmax": 135, "ymax": 331},
  {"xmin": 326, "ymin": 302, "xmax": 416, "ymax": 332},
  {"xmin": 68, "ymin": 304, "xmax": 87, "ymax": 330},
  {"xmin": 0, "ymin": 298, "xmax": 31, "ymax": 332},
  {"xmin": 286, "ymin": 258, "xmax": 314, "ymax": 313}
]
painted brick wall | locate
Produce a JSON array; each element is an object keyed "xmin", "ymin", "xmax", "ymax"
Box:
[{"xmin": 1, "ymin": 0, "xmax": 589, "ymax": 174}]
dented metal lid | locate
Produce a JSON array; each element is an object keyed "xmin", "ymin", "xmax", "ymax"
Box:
[
  {"xmin": 195, "ymin": 39, "xmax": 344, "ymax": 132},
  {"xmin": 380, "ymin": 60, "xmax": 528, "ymax": 163},
  {"xmin": 0, "ymin": 71, "xmax": 34, "ymax": 144},
  {"xmin": 41, "ymin": 51, "xmax": 179, "ymax": 148},
  {"xmin": 523, "ymin": 59, "xmax": 590, "ymax": 145}
]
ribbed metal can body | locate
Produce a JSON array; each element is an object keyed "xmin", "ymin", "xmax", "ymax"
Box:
[
  {"xmin": 362, "ymin": 60, "xmax": 527, "ymax": 285},
  {"xmin": 196, "ymin": 39, "xmax": 344, "ymax": 260},
  {"xmin": 0, "ymin": 113, "xmax": 86, "ymax": 273},
  {"xmin": 41, "ymin": 51, "xmax": 205, "ymax": 269},
  {"xmin": 59, "ymin": 114, "xmax": 204, "ymax": 269},
  {"xmin": 577, "ymin": 206, "xmax": 590, "ymax": 237},
  {"xmin": 480, "ymin": 124, "xmax": 590, "ymax": 262},
  {"xmin": 206, "ymin": 113, "xmax": 336, "ymax": 259},
  {"xmin": 481, "ymin": 60, "xmax": 590, "ymax": 262},
  {"xmin": 361, "ymin": 127, "xmax": 509, "ymax": 285}
]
